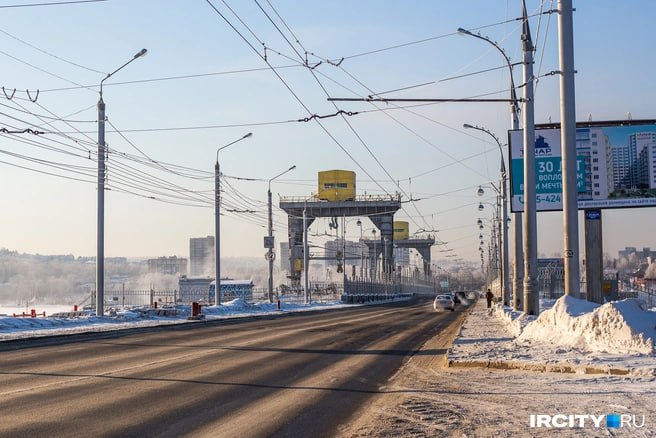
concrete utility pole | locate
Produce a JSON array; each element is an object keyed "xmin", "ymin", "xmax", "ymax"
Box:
[
  {"xmin": 558, "ymin": 0, "xmax": 581, "ymax": 297},
  {"xmin": 96, "ymin": 48, "xmax": 147, "ymax": 318},
  {"xmin": 97, "ymin": 95, "xmax": 105, "ymax": 318},
  {"xmin": 521, "ymin": 3, "xmax": 539, "ymax": 315},
  {"xmin": 267, "ymin": 165, "xmax": 296, "ymax": 303},
  {"xmin": 215, "ymin": 133, "xmax": 252, "ymax": 306}
]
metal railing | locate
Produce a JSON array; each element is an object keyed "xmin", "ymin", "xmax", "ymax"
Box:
[
  {"xmin": 252, "ymin": 284, "xmax": 343, "ymax": 304},
  {"xmin": 618, "ymin": 280, "xmax": 656, "ymax": 308},
  {"xmin": 279, "ymin": 193, "xmax": 401, "ymax": 203},
  {"xmin": 90, "ymin": 289, "xmax": 178, "ymax": 307}
]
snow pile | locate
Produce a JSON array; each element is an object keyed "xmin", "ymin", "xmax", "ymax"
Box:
[
  {"xmin": 490, "ymin": 305, "xmax": 528, "ymax": 337},
  {"xmin": 0, "ymin": 298, "xmax": 362, "ymax": 340},
  {"xmin": 517, "ymin": 296, "xmax": 656, "ymax": 355}
]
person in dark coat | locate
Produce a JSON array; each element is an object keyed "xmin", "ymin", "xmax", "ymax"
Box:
[{"xmin": 485, "ymin": 288, "xmax": 494, "ymax": 308}]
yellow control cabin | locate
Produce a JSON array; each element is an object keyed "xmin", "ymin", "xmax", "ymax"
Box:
[
  {"xmin": 317, "ymin": 170, "xmax": 356, "ymax": 201},
  {"xmin": 393, "ymin": 221, "xmax": 409, "ymax": 240}
]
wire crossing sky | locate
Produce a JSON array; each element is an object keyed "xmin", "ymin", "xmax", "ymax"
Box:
[{"xmin": 0, "ymin": 0, "xmax": 654, "ymax": 264}]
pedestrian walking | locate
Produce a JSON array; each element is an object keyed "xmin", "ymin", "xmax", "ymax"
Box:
[{"xmin": 485, "ymin": 288, "xmax": 494, "ymax": 309}]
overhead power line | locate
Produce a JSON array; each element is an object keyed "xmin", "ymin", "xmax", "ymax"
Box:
[
  {"xmin": 0, "ymin": 27, "xmax": 104, "ymax": 74},
  {"xmin": 331, "ymin": 10, "xmax": 556, "ymax": 62},
  {"xmin": 39, "ymin": 64, "xmax": 302, "ymax": 93},
  {"xmin": 0, "ymin": 0, "xmax": 106, "ymax": 8},
  {"xmin": 204, "ymin": 0, "xmax": 393, "ymax": 198}
]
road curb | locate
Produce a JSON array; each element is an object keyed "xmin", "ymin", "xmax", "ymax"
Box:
[{"xmin": 447, "ymin": 358, "xmax": 633, "ymax": 375}]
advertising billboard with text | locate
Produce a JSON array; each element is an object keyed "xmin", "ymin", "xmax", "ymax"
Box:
[{"xmin": 508, "ymin": 120, "xmax": 656, "ymax": 212}]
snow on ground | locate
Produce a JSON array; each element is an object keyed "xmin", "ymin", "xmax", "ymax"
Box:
[
  {"xmin": 518, "ymin": 295, "xmax": 655, "ymax": 355},
  {"xmin": 450, "ymin": 295, "xmax": 656, "ymax": 376},
  {"xmin": 3, "ymin": 295, "xmax": 655, "ymax": 377},
  {"xmin": 0, "ymin": 298, "xmax": 357, "ymax": 341}
]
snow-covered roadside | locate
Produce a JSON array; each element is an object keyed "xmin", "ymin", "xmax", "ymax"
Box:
[
  {"xmin": 449, "ymin": 296, "xmax": 656, "ymax": 376},
  {"xmin": 517, "ymin": 296, "xmax": 655, "ymax": 355},
  {"xmin": 0, "ymin": 297, "xmax": 406, "ymax": 341}
]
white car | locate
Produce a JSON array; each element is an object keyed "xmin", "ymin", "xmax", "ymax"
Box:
[{"xmin": 433, "ymin": 294, "xmax": 455, "ymax": 312}]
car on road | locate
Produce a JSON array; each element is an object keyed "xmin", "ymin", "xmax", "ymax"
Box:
[{"xmin": 433, "ymin": 294, "xmax": 455, "ymax": 312}]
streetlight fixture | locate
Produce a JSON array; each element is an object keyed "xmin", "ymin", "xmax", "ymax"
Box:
[
  {"xmin": 267, "ymin": 164, "xmax": 296, "ymax": 303},
  {"xmin": 477, "ymin": 197, "xmax": 504, "ymax": 299},
  {"xmin": 457, "ymin": 29, "xmax": 519, "ymax": 126},
  {"xmin": 464, "ymin": 123, "xmax": 510, "ymax": 307},
  {"xmin": 96, "ymin": 48, "xmax": 147, "ymax": 318},
  {"xmin": 458, "ymin": 26, "xmax": 523, "ymax": 311},
  {"xmin": 215, "ymin": 132, "xmax": 253, "ymax": 306}
]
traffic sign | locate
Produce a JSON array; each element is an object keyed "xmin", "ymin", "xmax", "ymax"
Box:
[{"xmin": 585, "ymin": 209, "xmax": 601, "ymax": 220}]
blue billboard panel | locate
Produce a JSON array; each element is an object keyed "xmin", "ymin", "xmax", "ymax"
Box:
[{"xmin": 508, "ymin": 121, "xmax": 656, "ymax": 212}]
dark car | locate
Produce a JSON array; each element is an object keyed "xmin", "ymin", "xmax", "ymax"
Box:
[{"xmin": 452, "ymin": 291, "xmax": 470, "ymax": 306}]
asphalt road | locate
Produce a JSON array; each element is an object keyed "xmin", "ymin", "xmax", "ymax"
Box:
[{"xmin": 0, "ymin": 297, "xmax": 464, "ymax": 437}]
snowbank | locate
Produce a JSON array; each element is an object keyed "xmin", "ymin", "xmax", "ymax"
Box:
[
  {"xmin": 517, "ymin": 296, "xmax": 656, "ymax": 355},
  {"xmin": 0, "ymin": 299, "xmax": 357, "ymax": 341}
]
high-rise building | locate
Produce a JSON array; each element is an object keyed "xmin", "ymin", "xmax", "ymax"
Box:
[
  {"xmin": 631, "ymin": 132, "xmax": 656, "ymax": 189},
  {"xmin": 611, "ymin": 132, "xmax": 656, "ymax": 191},
  {"xmin": 189, "ymin": 236, "xmax": 215, "ymax": 277},
  {"xmin": 577, "ymin": 127, "xmax": 613, "ymax": 200},
  {"xmin": 148, "ymin": 256, "xmax": 188, "ymax": 276},
  {"xmin": 612, "ymin": 145, "xmax": 631, "ymax": 189}
]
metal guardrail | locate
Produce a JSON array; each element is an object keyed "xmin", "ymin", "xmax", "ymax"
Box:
[
  {"xmin": 618, "ymin": 280, "xmax": 656, "ymax": 308},
  {"xmin": 252, "ymin": 285, "xmax": 343, "ymax": 304}
]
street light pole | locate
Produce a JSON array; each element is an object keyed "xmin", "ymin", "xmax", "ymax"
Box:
[
  {"xmin": 96, "ymin": 48, "xmax": 147, "ymax": 318},
  {"xmin": 215, "ymin": 132, "xmax": 253, "ymax": 306},
  {"xmin": 357, "ymin": 219, "xmax": 363, "ymax": 278},
  {"xmin": 372, "ymin": 229, "xmax": 377, "ymax": 279},
  {"xmin": 267, "ymin": 165, "xmax": 296, "ymax": 303},
  {"xmin": 478, "ymin": 199, "xmax": 504, "ymax": 296},
  {"xmin": 383, "ymin": 237, "xmax": 389, "ymax": 282},
  {"xmin": 458, "ymin": 26, "xmax": 523, "ymax": 311},
  {"xmin": 464, "ymin": 124, "xmax": 510, "ymax": 306}
]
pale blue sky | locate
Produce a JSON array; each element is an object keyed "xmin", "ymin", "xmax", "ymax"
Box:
[{"xmin": 0, "ymin": 0, "xmax": 654, "ymax": 264}]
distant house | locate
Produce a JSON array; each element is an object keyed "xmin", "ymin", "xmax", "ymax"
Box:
[
  {"xmin": 178, "ymin": 277, "xmax": 255, "ymax": 304},
  {"xmin": 147, "ymin": 256, "xmax": 188, "ymax": 276},
  {"xmin": 178, "ymin": 277, "xmax": 212, "ymax": 303},
  {"xmin": 210, "ymin": 280, "xmax": 254, "ymax": 303}
]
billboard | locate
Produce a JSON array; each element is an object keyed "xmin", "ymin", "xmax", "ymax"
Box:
[{"xmin": 509, "ymin": 120, "xmax": 656, "ymax": 212}]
